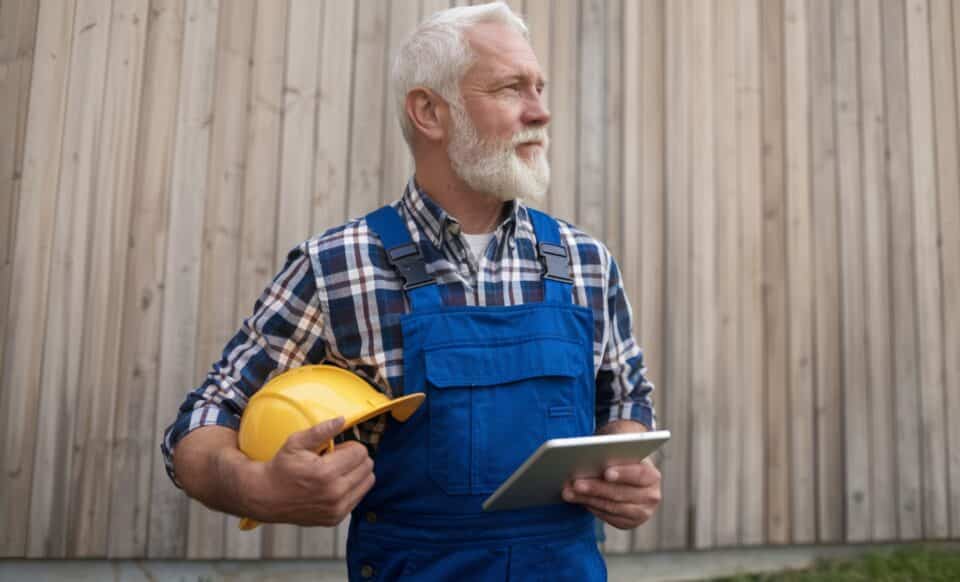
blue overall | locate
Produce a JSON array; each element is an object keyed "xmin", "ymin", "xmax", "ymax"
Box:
[{"xmin": 346, "ymin": 205, "xmax": 606, "ymax": 581}]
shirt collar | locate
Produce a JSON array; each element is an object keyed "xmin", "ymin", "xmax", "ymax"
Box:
[{"xmin": 400, "ymin": 177, "xmax": 525, "ymax": 249}]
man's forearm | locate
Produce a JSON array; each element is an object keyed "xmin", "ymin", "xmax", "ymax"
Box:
[{"xmin": 172, "ymin": 426, "xmax": 268, "ymax": 520}]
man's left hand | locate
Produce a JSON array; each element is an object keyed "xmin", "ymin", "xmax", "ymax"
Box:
[{"xmin": 561, "ymin": 456, "xmax": 662, "ymax": 530}]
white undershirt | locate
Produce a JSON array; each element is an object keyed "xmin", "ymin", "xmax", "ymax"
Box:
[{"xmin": 462, "ymin": 231, "xmax": 496, "ymax": 263}]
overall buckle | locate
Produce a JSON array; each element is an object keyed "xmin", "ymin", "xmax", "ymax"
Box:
[
  {"xmin": 387, "ymin": 243, "xmax": 434, "ymax": 290},
  {"xmin": 538, "ymin": 242, "xmax": 573, "ymax": 283}
]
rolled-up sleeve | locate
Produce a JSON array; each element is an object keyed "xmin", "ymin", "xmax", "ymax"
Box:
[
  {"xmin": 594, "ymin": 256, "xmax": 656, "ymax": 431},
  {"xmin": 160, "ymin": 247, "xmax": 326, "ymax": 487}
]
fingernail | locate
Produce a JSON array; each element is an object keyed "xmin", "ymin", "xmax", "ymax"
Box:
[
  {"xmin": 575, "ymin": 481, "xmax": 588, "ymax": 493},
  {"xmin": 606, "ymin": 468, "xmax": 619, "ymax": 481},
  {"xmin": 562, "ymin": 488, "xmax": 574, "ymax": 501}
]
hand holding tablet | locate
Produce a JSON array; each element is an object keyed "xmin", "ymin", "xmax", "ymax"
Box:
[{"xmin": 482, "ymin": 430, "xmax": 670, "ymax": 512}]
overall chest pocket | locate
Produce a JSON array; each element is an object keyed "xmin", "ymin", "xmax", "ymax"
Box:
[{"xmin": 424, "ymin": 335, "xmax": 591, "ymax": 495}]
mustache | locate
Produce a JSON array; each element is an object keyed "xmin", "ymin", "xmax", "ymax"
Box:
[{"xmin": 511, "ymin": 128, "xmax": 549, "ymax": 149}]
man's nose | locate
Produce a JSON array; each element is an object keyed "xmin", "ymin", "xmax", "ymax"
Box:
[{"xmin": 522, "ymin": 92, "xmax": 551, "ymax": 127}]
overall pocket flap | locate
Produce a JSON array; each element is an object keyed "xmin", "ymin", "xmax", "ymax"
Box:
[{"xmin": 425, "ymin": 336, "xmax": 586, "ymax": 388}]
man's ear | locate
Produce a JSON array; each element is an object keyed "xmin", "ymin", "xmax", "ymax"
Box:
[{"xmin": 405, "ymin": 88, "xmax": 447, "ymax": 143}]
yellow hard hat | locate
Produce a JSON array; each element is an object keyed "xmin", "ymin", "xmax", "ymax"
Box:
[{"xmin": 236, "ymin": 364, "xmax": 424, "ymax": 530}]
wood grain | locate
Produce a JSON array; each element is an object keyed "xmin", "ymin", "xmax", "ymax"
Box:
[
  {"xmin": 735, "ymin": 0, "xmax": 766, "ymax": 547},
  {"xmin": 378, "ymin": 0, "xmax": 416, "ymax": 210},
  {"xmin": 68, "ymin": 0, "xmax": 150, "ymax": 557},
  {"xmin": 0, "ymin": 0, "xmax": 40, "ymax": 372},
  {"xmin": 761, "ymin": 0, "xmax": 790, "ymax": 546},
  {"xmin": 346, "ymin": 0, "xmax": 388, "ymax": 218},
  {"xmin": 0, "ymin": 0, "xmax": 75, "ymax": 558},
  {"xmin": 316, "ymin": 0, "xmax": 359, "ymax": 560},
  {"xmin": 905, "ymin": 0, "xmax": 949, "ymax": 540},
  {"xmin": 713, "ymin": 0, "xmax": 740, "ymax": 548},
  {"xmin": 809, "ymin": 0, "xmax": 844, "ymax": 545},
  {"xmin": 577, "ymin": 0, "xmax": 605, "ymax": 238},
  {"xmin": 783, "ymin": 0, "xmax": 816, "ymax": 544},
  {"xmin": 930, "ymin": 0, "xmax": 960, "ymax": 540},
  {"xmin": 835, "ymin": 0, "xmax": 870, "ymax": 543},
  {"xmin": 149, "ymin": 0, "xmax": 219, "ymax": 558},
  {"xmin": 659, "ymin": 0, "xmax": 692, "ymax": 551},
  {"xmin": 689, "ymin": 0, "xmax": 716, "ymax": 550},
  {"xmin": 547, "ymin": 0, "xmax": 578, "ymax": 222},
  {"xmin": 110, "ymin": 0, "xmax": 186, "ymax": 559},
  {"xmin": 882, "ymin": 0, "xmax": 923, "ymax": 541},
  {"xmin": 25, "ymin": 0, "xmax": 107, "ymax": 559},
  {"xmin": 857, "ymin": 0, "xmax": 896, "ymax": 542}
]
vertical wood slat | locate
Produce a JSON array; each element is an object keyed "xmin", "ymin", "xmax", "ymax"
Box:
[
  {"xmin": 274, "ymin": 0, "xmax": 323, "ymax": 269},
  {"xmin": 929, "ymin": 0, "xmax": 960, "ymax": 540},
  {"xmin": 378, "ymin": 0, "xmax": 416, "ymax": 212},
  {"xmin": 233, "ymin": 0, "xmax": 288, "ymax": 559},
  {"xmin": 28, "ymin": 0, "xmax": 112, "ymax": 559},
  {"xmin": 835, "ymin": 0, "xmax": 871, "ymax": 543},
  {"xmin": 110, "ymin": 0, "xmax": 186, "ymax": 559},
  {"xmin": 192, "ymin": 0, "xmax": 257, "ymax": 560},
  {"xmin": 905, "ymin": 0, "xmax": 949, "ymax": 540},
  {"xmin": 947, "ymin": 0, "xmax": 960, "ymax": 540},
  {"xmin": 881, "ymin": 0, "xmax": 924, "ymax": 541},
  {"xmin": 577, "ymin": 0, "xmax": 604, "ymax": 238},
  {"xmin": 783, "ymin": 0, "xmax": 816, "ymax": 545},
  {"xmin": 760, "ymin": 0, "xmax": 791, "ymax": 546},
  {"xmin": 346, "ymin": 0, "xmax": 388, "ymax": 218},
  {"xmin": 603, "ymin": 0, "xmax": 623, "ymax": 264},
  {"xmin": 659, "ymin": 0, "xmax": 692, "ymax": 551},
  {"xmin": 547, "ymin": 0, "xmax": 578, "ymax": 223},
  {"xmin": 689, "ymin": 0, "xmax": 716, "ymax": 551},
  {"xmin": 149, "ymin": 0, "xmax": 220, "ymax": 559},
  {"xmin": 712, "ymin": 0, "xmax": 740, "ymax": 548},
  {"xmin": 735, "ymin": 0, "xmax": 766, "ymax": 548},
  {"xmin": 0, "ymin": 0, "xmax": 41, "ymax": 370},
  {"xmin": 1, "ymin": 0, "xmax": 77, "ymax": 559},
  {"xmin": 809, "ymin": 0, "xmax": 844, "ymax": 546},
  {"xmin": 856, "ymin": 0, "xmax": 896, "ymax": 543},
  {"xmin": 68, "ymin": 0, "xmax": 150, "ymax": 557}
]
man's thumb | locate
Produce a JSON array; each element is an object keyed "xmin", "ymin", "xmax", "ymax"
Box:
[{"xmin": 287, "ymin": 416, "xmax": 345, "ymax": 451}]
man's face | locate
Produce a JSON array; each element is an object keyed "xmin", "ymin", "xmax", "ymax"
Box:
[{"xmin": 445, "ymin": 21, "xmax": 551, "ymax": 202}]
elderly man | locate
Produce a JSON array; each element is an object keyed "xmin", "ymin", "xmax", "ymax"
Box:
[{"xmin": 162, "ymin": 2, "xmax": 660, "ymax": 580}]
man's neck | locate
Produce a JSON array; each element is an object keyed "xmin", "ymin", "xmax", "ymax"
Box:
[{"xmin": 414, "ymin": 165, "xmax": 506, "ymax": 234}]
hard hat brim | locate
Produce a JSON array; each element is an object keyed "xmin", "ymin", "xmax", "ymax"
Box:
[{"xmin": 345, "ymin": 392, "xmax": 425, "ymax": 429}]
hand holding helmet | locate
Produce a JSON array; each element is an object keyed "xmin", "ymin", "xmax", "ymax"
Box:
[
  {"xmin": 236, "ymin": 365, "xmax": 425, "ymax": 529},
  {"xmin": 244, "ymin": 416, "xmax": 375, "ymax": 527}
]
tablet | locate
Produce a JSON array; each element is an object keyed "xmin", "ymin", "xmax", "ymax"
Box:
[{"xmin": 482, "ymin": 430, "xmax": 671, "ymax": 512}]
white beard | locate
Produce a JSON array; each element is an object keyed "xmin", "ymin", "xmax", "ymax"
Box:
[{"xmin": 446, "ymin": 103, "xmax": 550, "ymax": 203}]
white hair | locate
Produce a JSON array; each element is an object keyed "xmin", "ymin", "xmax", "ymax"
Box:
[{"xmin": 391, "ymin": 1, "xmax": 529, "ymax": 148}]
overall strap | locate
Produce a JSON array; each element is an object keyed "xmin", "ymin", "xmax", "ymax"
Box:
[
  {"xmin": 365, "ymin": 205, "xmax": 443, "ymax": 311},
  {"xmin": 526, "ymin": 207, "xmax": 573, "ymax": 304}
]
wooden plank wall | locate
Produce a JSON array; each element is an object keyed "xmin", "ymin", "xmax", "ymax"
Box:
[{"xmin": 1, "ymin": 0, "xmax": 958, "ymax": 559}]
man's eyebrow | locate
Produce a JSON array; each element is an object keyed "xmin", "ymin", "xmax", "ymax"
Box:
[{"xmin": 492, "ymin": 73, "xmax": 548, "ymax": 86}]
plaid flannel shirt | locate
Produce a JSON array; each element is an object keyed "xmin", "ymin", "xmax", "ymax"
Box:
[{"xmin": 161, "ymin": 179, "xmax": 655, "ymax": 486}]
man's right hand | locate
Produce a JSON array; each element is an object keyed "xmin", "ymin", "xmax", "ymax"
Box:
[
  {"xmin": 248, "ymin": 416, "xmax": 375, "ymax": 527},
  {"xmin": 172, "ymin": 417, "xmax": 374, "ymax": 528}
]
